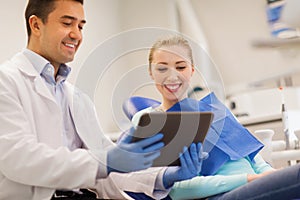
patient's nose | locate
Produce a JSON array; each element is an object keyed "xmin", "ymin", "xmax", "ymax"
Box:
[{"xmin": 166, "ymin": 69, "xmax": 180, "ymax": 81}]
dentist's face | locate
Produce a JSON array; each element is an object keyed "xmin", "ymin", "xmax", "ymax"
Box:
[
  {"xmin": 30, "ymin": 0, "xmax": 86, "ymax": 69},
  {"xmin": 150, "ymin": 45, "xmax": 194, "ymax": 105}
]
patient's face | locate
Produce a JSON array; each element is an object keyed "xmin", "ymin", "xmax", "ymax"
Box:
[{"xmin": 150, "ymin": 45, "xmax": 194, "ymax": 106}]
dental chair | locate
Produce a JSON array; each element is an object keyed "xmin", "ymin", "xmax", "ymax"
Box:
[
  {"xmin": 117, "ymin": 96, "xmax": 160, "ymax": 143},
  {"xmin": 116, "ymin": 96, "xmax": 160, "ymax": 144},
  {"xmin": 122, "ymin": 96, "xmax": 160, "ymax": 120}
]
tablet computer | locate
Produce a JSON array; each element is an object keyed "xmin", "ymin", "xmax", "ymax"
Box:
[{"xmin": 132, "ymin": 111, "xmax": 214, "ymax": 166}]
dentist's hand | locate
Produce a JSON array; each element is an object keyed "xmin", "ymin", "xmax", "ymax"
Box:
[
  {"xmin": 163, "ymin": 143, "xmax": 208, "ymax": 188},
  {"xmin": 107, "ymin": 127, "xmax": 164, "ymax": 174}
]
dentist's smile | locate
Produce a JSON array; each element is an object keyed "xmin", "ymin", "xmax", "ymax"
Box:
[{"xmin": 63, "ymin": 42, "xmax": 77, "ymax": 49}]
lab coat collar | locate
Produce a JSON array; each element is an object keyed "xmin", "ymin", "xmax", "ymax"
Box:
[
  {"xmin": 12, "ymin": 51, "xmax": 40, "ymax": 77},
  {"xmin": 11, "ymin": 51, "xmax": 57, "ymax": 104}
]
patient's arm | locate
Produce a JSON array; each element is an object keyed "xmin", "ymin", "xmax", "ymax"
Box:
[
  {"xmin": 247, "ymin": 170, "xmax": 276, "ymax": 182},
  {"xmin": 248, "ymin": 154, "xmax": 276, "ymax": 182},
  {"xmin": 250, "ymin": 154, "xmax": 275, "ymax": 173},
  {"xmin": 169, "ymin": 174, "xmax": 248, "ymax": 199},
  {"xmin": 169, "ymin": 154, "xmax": 276, "ymax": 199}
]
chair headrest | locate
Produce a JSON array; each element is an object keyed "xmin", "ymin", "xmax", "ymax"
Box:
[{"xmin": 122, "ymin": 96, "xmax": 160, "ymax": 120}]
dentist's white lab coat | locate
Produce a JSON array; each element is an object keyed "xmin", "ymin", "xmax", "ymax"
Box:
[{"xmin": 0, "ymin": 52, "xmax": 167, "ymax": 200}]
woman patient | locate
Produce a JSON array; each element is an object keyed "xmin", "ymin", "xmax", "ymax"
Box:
[{"xmin": 129, "ymin": 34, "xmax": 300, "ymax": 200}]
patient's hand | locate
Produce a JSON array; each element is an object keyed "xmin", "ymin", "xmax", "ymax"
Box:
[
  {"xmin": 247, "ymin": 169, "xmax": 277, "ymax": 182},
  {"xmin": 163, "ymin": 143, "xmax": 208, "ymax": 188}
]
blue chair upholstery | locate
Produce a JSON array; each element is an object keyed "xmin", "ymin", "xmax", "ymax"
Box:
[
  {"xmin": 117, "ymin": 96, "xmax": 160, "ymax": 143},
  {"xmin": 122, "ymin": 96, "xmax": 160, "ymax": 120}
]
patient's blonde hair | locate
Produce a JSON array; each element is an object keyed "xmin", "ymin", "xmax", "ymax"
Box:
[{"xmin": 148, "ymin": 35, "xmax": 194, "ymax": 68}]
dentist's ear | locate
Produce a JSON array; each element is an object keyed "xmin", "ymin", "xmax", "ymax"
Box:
[{"xmin": 29, "ymin": 15, "xmax": 42, "ymax": 35}]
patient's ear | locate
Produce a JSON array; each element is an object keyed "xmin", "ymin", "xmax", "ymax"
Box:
[
  {"xmin": 191, "ymin": 65, "xmax": 195, "ymax": 76},
  {"xmin": 148, "ymin": 66, "xmax": 154, "ymax": 80}
]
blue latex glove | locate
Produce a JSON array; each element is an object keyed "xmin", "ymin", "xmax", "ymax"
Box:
[
  {"xmin": 107, "ymin": 128, "xmax": 164, "ymax": 174},
  {"xmin": 163, "ymin": 143, "xmax": 208, "ymax": 188}
]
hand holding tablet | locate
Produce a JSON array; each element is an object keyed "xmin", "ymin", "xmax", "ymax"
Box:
[{"xmin": 132, "ymin": 112, "xmax": 214, "ymax": 166}]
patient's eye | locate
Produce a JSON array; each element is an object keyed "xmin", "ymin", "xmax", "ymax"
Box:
[
  {"xmin": 154, "ymin": 64, "xmax": 168, "ymax": 73},
  {"xmin": 176, "ymin": 66, "xmax": 187, "ymax": 71},
  {"xmin": 157, "ymin": 67, "xmax": 168, "ymax": 73}
]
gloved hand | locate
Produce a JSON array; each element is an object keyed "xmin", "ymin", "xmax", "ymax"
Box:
[
  {"xmin": 163, "ymin": 143, "xmax": 208, "ymax": 188},
  {"xmin": 107, "ymin": 127, "xmax": 164, "ymax": 174}
]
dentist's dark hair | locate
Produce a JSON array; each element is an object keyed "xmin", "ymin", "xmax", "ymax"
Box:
[{"xmin": 25, "ymin": 0, "xmax": 84, "ymax": 41}]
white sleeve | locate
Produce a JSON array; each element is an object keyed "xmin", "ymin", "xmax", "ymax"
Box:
[{"xmin": 95, "ymin": 167, "xmax": 170, "ymax": 199}]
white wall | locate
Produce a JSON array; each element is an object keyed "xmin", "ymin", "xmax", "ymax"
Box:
[
  {"xmin": 191, "ymin": 0, "xmax": 300, "ymax": 95},
  {"xmin": 0, "ymin": 1, "xmax": 27, "ymax": 62},
  {"xmin": 1, "ymin": 0, "xmax": 299, "ymax": 134}
]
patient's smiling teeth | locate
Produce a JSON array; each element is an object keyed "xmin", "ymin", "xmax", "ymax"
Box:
[{"xmin": 165, "ymin": 83, "xmax": 181, "ymax": 92}]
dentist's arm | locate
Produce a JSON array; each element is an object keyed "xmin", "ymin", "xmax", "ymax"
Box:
[{"xmin": 107, "ymin": 128, "xmax": 164, "ymax": 173}]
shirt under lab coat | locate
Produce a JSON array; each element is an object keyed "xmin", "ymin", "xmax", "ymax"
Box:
[{"xmin": 0, "ymin": 51, "xmax": 168, "ymax": 200}]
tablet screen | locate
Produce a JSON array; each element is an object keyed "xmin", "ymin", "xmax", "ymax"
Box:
[{"xmin": 132, "ymin": 112, "xmax": 214, "ymax": 166}]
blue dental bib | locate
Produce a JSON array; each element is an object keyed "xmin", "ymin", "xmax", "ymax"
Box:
[{"xmin": 167, "ymin": 92, "xmax": 263, "ymax": 175}]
